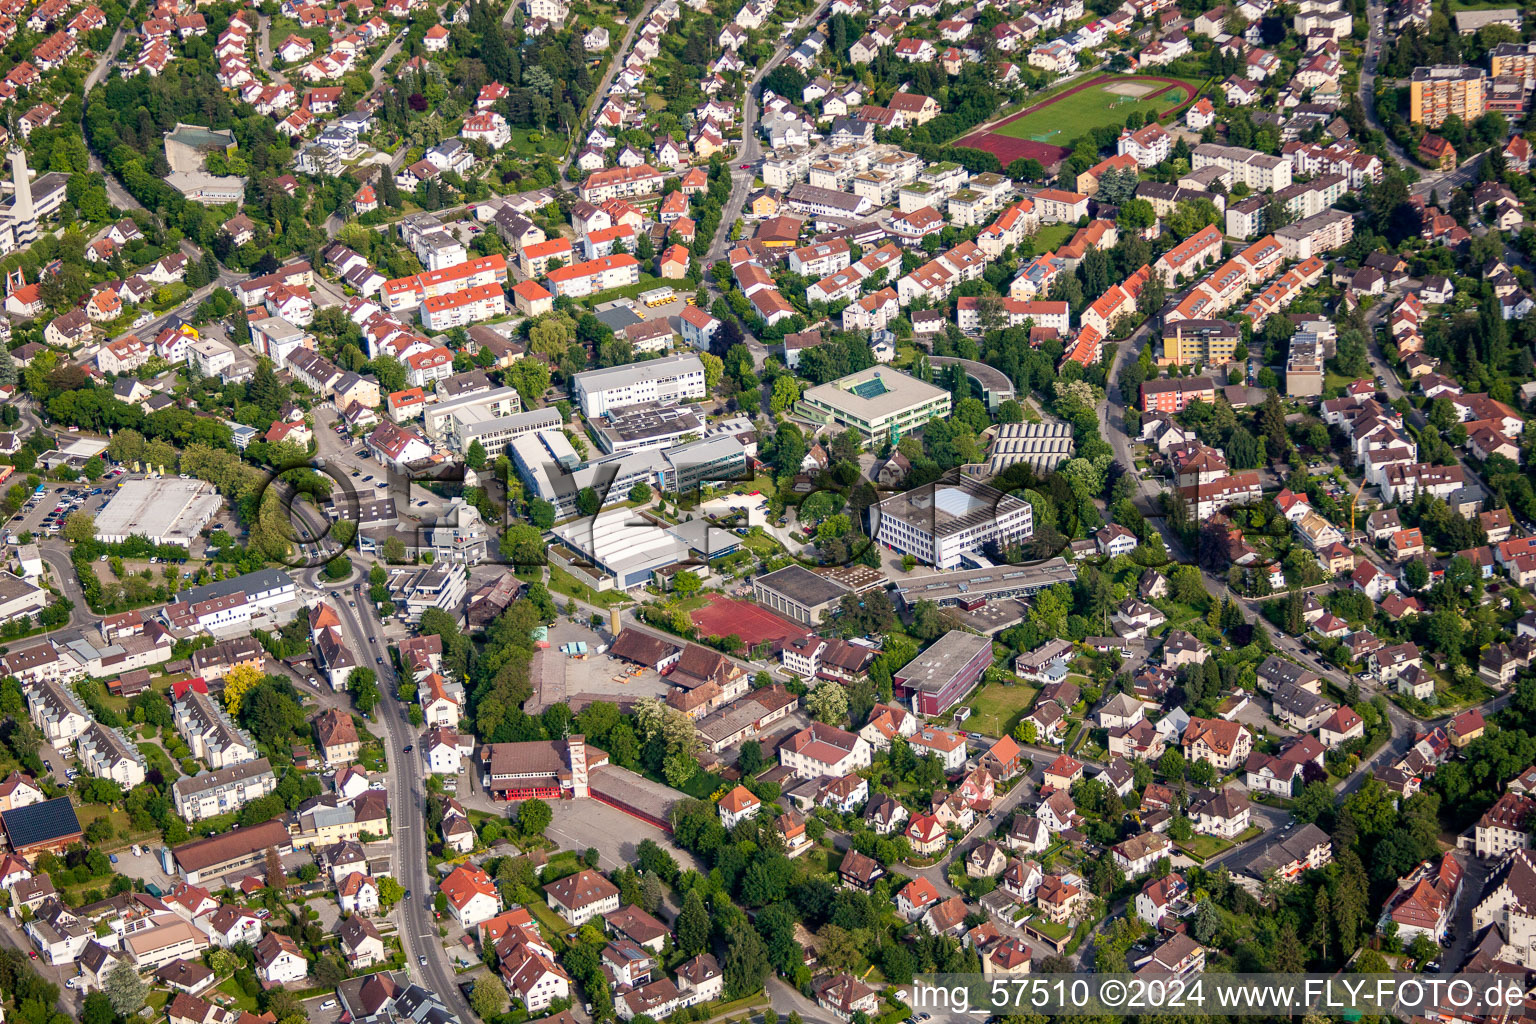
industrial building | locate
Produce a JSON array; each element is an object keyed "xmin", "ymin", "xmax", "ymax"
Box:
[
  {"xmin": 94, "ymin": 478, "xmax": 223, "ymax": 546},
  {"xmin": 981, "ymin": 422, "xmax": 1075, "ymax": 476}
]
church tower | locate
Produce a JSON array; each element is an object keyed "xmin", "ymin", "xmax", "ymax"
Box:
[{"xmin": 9, "ymin": 148, "xmax": 37, "ymax": 246}]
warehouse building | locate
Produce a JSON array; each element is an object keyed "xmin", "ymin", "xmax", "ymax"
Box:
[{"xmin": 94, "ymin": 478, "xmax": 223, "ymax": 546}]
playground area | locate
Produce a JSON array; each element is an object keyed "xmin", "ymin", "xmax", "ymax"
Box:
[
  {"xmin": 690, "ymin": 594, "xmax": 803, "ymax": 647},
  {"xmin": 958, "ymin": 74, "xmax": 1202, "ymax": 166}
]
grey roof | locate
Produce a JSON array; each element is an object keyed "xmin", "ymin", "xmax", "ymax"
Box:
[
  {"xmin": 755, "ymin": 564, "xmax": 849, "ymax": 608},
  {"xmin": 172, "ymin": 567, "xmax": 293, "ymax": 607}
]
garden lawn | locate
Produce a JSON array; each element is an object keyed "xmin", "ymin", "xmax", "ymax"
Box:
[
  {"xmin": 965, "ymin": 681, "xmax": 1040, "ymax": 738},
  {"xmin": 994, "ymin": 77, "xmax": 1200, "ymax": 147},
  {"xmin": 217, "ymin": 977, "xmax": 259, "ymax": 1013},
  {"xmin": 548, "ymin": 565, "xmax": 632, "ymax": 609},
  {"xmin": 1176, "ymin": 834, "xmax": 1234, "ymax": 861},
  {"xmin": 739, "ymin": 531, "xmax": 784, "ymax": 557},
  {"xmin": 1026, "ymin": 912, "xmax": 1073, "ymax": 940},
  {"xmin": 1030, "ymin": 222, "xmax": 1077, "ymax": 253}
]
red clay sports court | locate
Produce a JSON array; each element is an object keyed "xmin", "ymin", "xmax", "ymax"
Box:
[{"xmin": 690, "ymin": 594, "xmax": 802, "ymax": 647}]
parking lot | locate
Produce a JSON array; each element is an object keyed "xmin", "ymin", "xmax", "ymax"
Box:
[{"xmin": 5, "ymin": 477, "xmax": 121, "ymax": 540}]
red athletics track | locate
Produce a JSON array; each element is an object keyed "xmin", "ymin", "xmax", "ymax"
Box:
[
  {"xmin": 689, "ymin": 593, "xmax": 803, "ymax": 647},
  {"xmin": 957, "ymin": 74, "xmax": 1198, "ymax": 166}
]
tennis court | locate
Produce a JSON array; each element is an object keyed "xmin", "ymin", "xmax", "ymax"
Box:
[{"xmin": 690, "ymin": 594, "xmax": 803, "ymax": 647}]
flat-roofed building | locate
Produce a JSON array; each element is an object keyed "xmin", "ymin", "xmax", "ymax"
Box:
[
  {"xmin": 1410, "ymin": 65, "xmax": 1487, "ymax": 126},
  {"xmin": 1163, "ymin": 319, "xmax": 1240, "ymax": 366},
  {"xmin": 871, "ymin": 475, "xmax": 1033, "ymax": 569},
  {"xmin": 592, "ymin": 404, "xmax": 707, "ymax": 454},
  {"xmin": 894, "ymin": 630, "xmax": 996, "ymax": 716},
  {"xmin": 574, "ymin": 353, "xmax": 706, "ymax": 417},
  {"xmin": 891, "ymin": 558, "xmax": 1077, "ymax": 608},
  {"xmin": 795, "ymin": 367, "xmax": 950, "ymax": 443},
  {"xmin": 418, "ymin": 386, "xmax": 526, "ymax": 450},
  {"xmin": 94, "ymin": 478, "xmax": 223, "ymax": 546},
  {"xmin": 753, "ymin": 565, "xmax": 850, "ymax": 626}
]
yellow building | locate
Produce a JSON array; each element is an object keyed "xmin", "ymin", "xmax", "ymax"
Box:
[
  {"xmin": 1162, "ymin": 318, "xmax": 1241, "ymax": 366},
  {"xmin": 1409, "ymin": 65, "xmax": 1486, "ymax": 127}
]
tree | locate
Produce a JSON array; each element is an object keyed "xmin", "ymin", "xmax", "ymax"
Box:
[
  {"xmin": 770, "ymin": 375, "xmax": 801, "ymax": 416},
  {"xmin": 378, "ymin": 876, "xmax": 404, "ymax": 907},
  {"xmin": 676, "ymin": 888, "xmax": 710, "ymax": 956},
  {"xmin": 466, "ymin": 440, "xmax": 487, "ymax": 471},
  {"xmin": 529, "ymin": 499, "xmax": 556, "ymax": 529},
  {"xmin": 348, "ymin": 668, "xmax": 380, "ymax": 715},
  {"xmin": 738, "ymin": 739, "xmax": 764, "ymax": 776},
  {"xmin": 519, "ymin": 797, "xmax": 552, "ymax": 837},
  {"xmin": 804, "ymin": 681, "xmax": 849, "ymax": 723},
  {"xmin": 222, "ymin": 663, "xmax": 264, "ymax": 717},
  {"xmin": 470, "ymin": 979, "xmax": 507, "ymax": 1021},
  {"xmin": 629, "ymin": 481, "xmax": 651, "ymax": 503},
  {"xmin": 63, "ymin": 511, "xmax": 96, "ymax": 544},
  {"xmin": 265, "ymin": 846, "xmax": 286, "ymax": 890},
  {"xmin": 105, "ymin": 961, "xmax": 148, "ymax": 1016},
  {"xmin": 671, "ymin": 570, "xmax": 702, "ymax": 597},
  {"xmin": 382, "ymin": 536, "xmax": 407, "ymax": 562},
  {"xmin": 722, "ymin": 915, "xmax": 770, "ymax": 997}
]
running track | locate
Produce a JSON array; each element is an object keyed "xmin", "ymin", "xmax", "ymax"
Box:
[{"xmin": 958, "ymin": 74, "xmax": 1199, "ymax": 167}]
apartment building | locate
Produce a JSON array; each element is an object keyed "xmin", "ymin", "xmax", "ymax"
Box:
[
  {"xmin": 1275, "ymin": 208, "xmax": 1355, "ymax": 260},
  {"xmin": 172, "ymin": 758, "xmax": 279, "ymax": 821},
  {"xmin": 76, "ymin": 722, "xmax": 148, "ymax": 789},
  {"xmin": 1141, "ymin": 376, "xmax": 1216, "ymax": 413},
  {"xmin": 419, "ymin": 283, "xmax": 506, "ymax": 331},
  {"xmin": 380, "ymin": 254, "xmax": 509, "ymax": 313},
  {"xmin": 1410, "ymin": 65, "xmax": 1486, "ymax": 127},
  {"xmin": 544, "ymin": 254, "xmax": 641, "ymax": 299},
  {"xmin": 1162, "ymin": 319, "xmax": 1240, "ymax": 366},
  {"xmin": 1192, "ymin": 143, "xmax": 1293, "ymax": 192}
]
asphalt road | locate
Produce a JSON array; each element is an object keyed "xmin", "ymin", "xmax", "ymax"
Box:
[{"xmin": 332, "ymin": 594, "xmax": 475, "ymax": 1021}]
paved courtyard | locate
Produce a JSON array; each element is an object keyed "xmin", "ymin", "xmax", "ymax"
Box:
[{"xmin": 529, "ymin": 616, "xmax": 672, "ymax": 713}]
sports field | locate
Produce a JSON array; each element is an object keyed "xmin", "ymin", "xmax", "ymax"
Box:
[
  {"xmin": 958, "ymin": 74, "xmax": 1202, "ymax": 166},
  {"xmin": 690, "ymin": 594, "xmax": 802, "ymax": 647},
  {"xmin": 996, "ymin": 76, "xmax": 1200, "ymax": 144}
]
